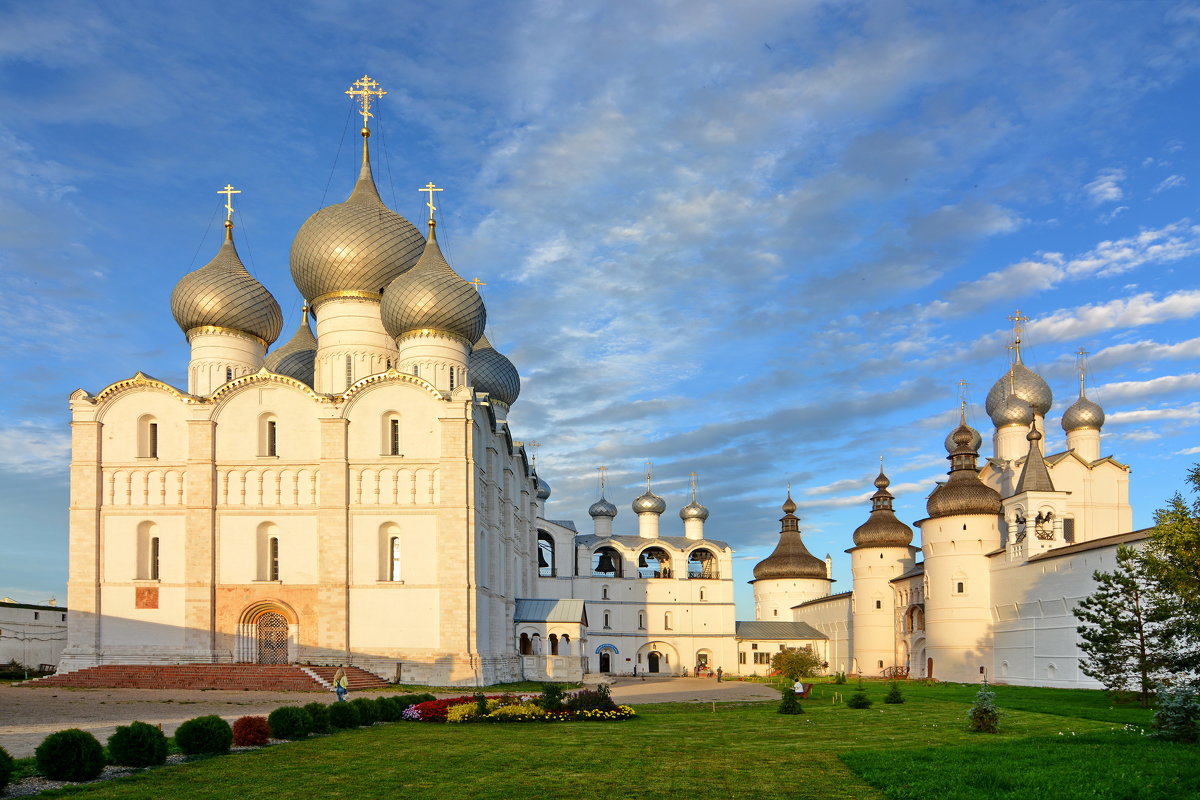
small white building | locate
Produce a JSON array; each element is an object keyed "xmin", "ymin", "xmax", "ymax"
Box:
[{"xmin": 0, "ymin": 599, "xmax": 68, "ymax": 670}]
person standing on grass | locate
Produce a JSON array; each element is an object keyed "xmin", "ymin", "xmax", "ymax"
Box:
[{"xmin": 334, "ymin": 667, "xmax": 349, "ymax": 702}]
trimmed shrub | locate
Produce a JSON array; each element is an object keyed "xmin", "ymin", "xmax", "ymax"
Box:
[
  {"xmin": 538, "ymin": 684, "xmax": 565, "ymax": 711},
  {"xmin": 350, "ymin": 697, "xmax": 378, "ymax": 725},
  {"xmin": 232, "ymin": 716, "xmax": 271, "ymax": 747},
  {"xmin": 374, "ymin": 696, "xmax": 401, "ymax": 722},
  {"xmin": 108, "ymin": 721, "xmax": 168, "ymax": 767},
  {"xmin": 1151, "ymin": 683, "xmax": 1199, "ymax": 742},
  {"xmin": 966, "ymin": 681, "xmax": 1001, "ymax": 733},
  {"xmin": 304, "ymin": 703, "xmax": 332, "ymax": 734},
  {"xmin": 846, "ymin": 682, "xmax": 873, "ymax": 709},
  {"xmin": 267, "ymin": 706, "xmax": 312, "ymax": 740},
  {"xmin": 565, "ymin": 685, "xmax": 617, "ymax": 713},
  {"xmin": 35, "ymin": 729, "xmax": 105, "ymax": 781},
  {"xmin": 329, "ymin": 701, "xmax": 361, "ymax": 729},
  {"xmin": 884, "ymin": 682, "xmax": 905, "ymax": 705},
  {"xmin": 175, "ymin": 715, "xmax": 233, "ymax": 755},
  {"xmin": 833, "ymin": 672, "xmax": 848, "ymax": 685},
  {"xmin": 777, "ymin": 688, "xmax": 805, "ymax": 715},
  {"xmin": 0, "ymin": 745, "xmax": 15, "ymax": 793}
]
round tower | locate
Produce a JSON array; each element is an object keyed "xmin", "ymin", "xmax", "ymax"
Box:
[
  {"xmin": 170, "ymin": 194, "xmax": 282, "ymax": 396},
  {"xmin": 1062, "ymin": 349, "xmax": 1105, "ymax": 462},
  {"xmin": 751, "ymin": 492, "xmax": 833, "ymax": 619},
  {"xmin": 290, "ymin": 77, "xmax": 424, "ymax": 393},
  {"xmin": 918, "ymin": 414, "xmax": 1002, "ymax": 682},
  {"xmin": 849, "ymin": 465, "xmax": 916, "ymax": 677}
]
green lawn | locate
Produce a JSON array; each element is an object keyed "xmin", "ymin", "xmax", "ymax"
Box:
[{"xmin": 28, "ymin": 683, "xmax": 1196, "ymax": 800}]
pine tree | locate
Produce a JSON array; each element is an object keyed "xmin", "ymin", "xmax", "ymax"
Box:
[
  {"xmin": 1142, "ymin": 465, "xmax": 1200, "ymax": 682},
  {"xmin": 1074, "ymin": 545, "xmax": 1169, "ymax": 706}
]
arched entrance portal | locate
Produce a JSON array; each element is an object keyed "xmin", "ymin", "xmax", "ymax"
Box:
[
  {"xmin": 236, "ymin": 601, "xmax": 298, "ymax": 664},
  {"xmin": 257, "ymin": 612, "xmax": 289, "ymax": 664},
  {"xmin": 648, "ymin": 651, "xmax": 662, "ymax": 673},
  {"xmin": 599, "ymin": 652, "xmax": 611, "ymax": 673}
]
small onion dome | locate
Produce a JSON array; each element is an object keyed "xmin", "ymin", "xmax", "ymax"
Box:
[
  {"xmin": 927, "ymin": 421, "xmax": 1002, "ymax": 519},
  {"xmin": 290, "ymin": 149, "xmax": 424, "ymax": 303},
  {"xmin": 265, "ymin": 309, "xmax": 317, "ymax": 384},
  {"xmin": 991, "ymin": 392, "xmax": 1035, "ymax": 428},
  {"xmin": 380, "ymin": 225, "xmax": 486, "ymax": 344},
  {"xmin": 985, "ymin": 362, "xmax": 1052, "ymax": 418},
  {"xmin": 679, "ymin": 500, "xmax": 710, "ymax": 521},
  {"xmin": 944, "ymin": 422, "xmax": 983, "ymax": 453},
  {"xmin": 469, "ymin": 334, "xmax": 520, "ymax": 406},
  {"xmin": 1062, "ymin": 394, "xmax": 1105, "ymax": 431},
  {"xmin": 589, "ymin": 497, "xmax": 618, "ymax": 518},
  {"xmin": 536, "ymin": 474, "xmax": 551, "ymax": 501},
  {"xmin": 852, "ymin": 470, "xmax": 913, "ymax": 547},
  {"xmin": 753, "ymin": 493, "xmax": 827, "ymax": 580},
  {"xmin": 633, "ymin": 489, "xmax": 666, "ymax": 515},
  {"xmin": 171, "ymin": 225, "xmax": 283, "ymax": 344}
]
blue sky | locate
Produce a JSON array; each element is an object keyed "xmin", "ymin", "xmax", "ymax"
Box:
[{"xmin": 2, "ymin": 1, "xmax": 1199, "ymax": 617}]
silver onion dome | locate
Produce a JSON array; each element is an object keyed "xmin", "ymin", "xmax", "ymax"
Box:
[
  {"xmin": 589, "ymin": 497, "xmax": 618, "ymax": 518},
  {"xmin": 265, "ymin": 308, "xmax": 317, "ymax": 385},
  {"xmin": 986, "ymin": 362, "xmax": 1052, "ymax": 418},
  {"xmin": 469, "ymin": 334, "xmax": 520, "ymax": 406},
  {"xmin": 944, "ymin": 422, "xmax": 983, "ymax": 453},
  {"xmin": 171, "ymin": 226, "xmax": 283, "ymax": 344},
  {"xmin": 380, "ymin": 225, "xmax": 486, "ymax": 344},
  {"xmin": 852, "ymin": 470, "xmax": 913, "ymax": 547},
  {"xmin": 679, "ymin": 500, "xmax": 710, "ymax": 521},
  {"xmin": 633, "ymin": 490, "xmax": 666, "ymax": 515},
  {"xmin": 536, "ymin": 474, "xmax": 551, "ymax": 501},
  {"xmin": 290, "ymin": 150, "xmax": 424, "ymax": 303},
  {"xmin": 991, "ymin": 392, "xmax": 1035, "ymax": 428},
  {"xmin": 1062, "ymin": 394, "xmax": 1105, "ymax": 431}
]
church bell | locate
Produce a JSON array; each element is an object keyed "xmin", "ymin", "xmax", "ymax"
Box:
[
  {"xmin": 596, "ymin": 551, "xmax": 617, "ymax": 573},
  {"xmin": 538, "ymin": 548, "xmax": 549, "ymax": 569}
]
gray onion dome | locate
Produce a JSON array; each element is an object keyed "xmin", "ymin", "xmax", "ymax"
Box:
[
  {"xmin": 991, "ymin": 392, "xmax": 1035, "ymax": 428},
  {"xmin": 380, "ymin": 225, "xmax": 486, "ymax": 344},
  {"xmin": 290, "ymin": 151, "xmax": 424, "ymax": 303},
  {"xmin": 1062, "ymin": 394, "xmax": 1105, "ymax": 431},
  {"xmin": 536, "ymin": 474, "xmax": 551, "ymax": 501},
  {"xmin": 944, "ymin": 422, "xmax": 983, "ymax": 453},
  {"xmin": 852, "ymin": 470, "xmax": 913, "ymax": 547},
  {"xmin": 680, "ymin": 500, "xmax": 710, "ymax": 521},
  {"xmin": 171, "ymin": 225, "xmax": 283, "ymax": 344},
  {"xmin": 986, "ymin": 362, "xmax": 1052, "ymax": 418},
  {"xmin": 927, "ymin": 420, "xmax": 1002, "ymax": 519},
  {"xmin": 753, "ymin": 493, "xmax": 827, "ymax": 580},
  {"xmin": 589, "ymin": 497, "xmax": 618, "ymax": 518},
  {"xmin": 633, "ymin": 490, "xmax": 666, "ymax": 515},
  {"xmin": 265, "ymin": 308, "xmax": 317, "ymax": 384},
  {"xmin": 469, "ymin": 334, "xmax": 520, "ymax": 406}
]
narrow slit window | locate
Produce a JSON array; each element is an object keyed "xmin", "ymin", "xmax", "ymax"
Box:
[
  {"xmin": 345, "ymin": 355, "xmax": 354, "ymax": 388},
  {"xmin": 269, "ymin": 537, "xmax": 280, "ymax": 581},
  {"xmin": 389, "ymin": 536, "xmax": 401, "ymax": 581},
  {"xmin": 266, "ymin": 421, "xmax": 278, "ymax": 457},
  {"xmin": 389, "ymin": 418, "xmax": 400, "ymax": 456},
  {"xmin": 148, "ymin": 423, "xmax": 158, "ymax": 459},
  {"xmin": 150, "ymin": 537, "xmax": 160, "ymax": 581},
  {"xmin": 449, "ymin": 367, "xmax": 456, "ymax": 390},
  {"xmin": 226, "ymin": 367, "xmax": 233, "ymax": 382}
]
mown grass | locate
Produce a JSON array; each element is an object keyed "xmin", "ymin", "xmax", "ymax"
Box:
[{"xmin": 28, "ymin": 683, "xmax": 1193, "ymax": 800}]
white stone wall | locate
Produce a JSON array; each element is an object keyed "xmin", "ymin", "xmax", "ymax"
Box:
[{"xmin": 0, "ymin": 604, "xmax": 68, "ymax": 668}]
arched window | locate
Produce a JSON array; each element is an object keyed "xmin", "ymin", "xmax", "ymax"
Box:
[
  {"xmin": 687, "ymin": 548, "xmax": 717, "ymax": 579},
  {"xmin": 381, "ymin": 413, "xmax": 402, "ymax": 456},
  {"xmin": 549, "ymin": 633, "xmax": 559, "ymax": 655},
  {"xmin": 560, "ymin": 634, "xmax": 571, "ymax": 656},
  {"xmin": 136, "ymin": 521, "xmax": 159, "ymax": 580},
  {"xmin": 389, "ymin": 536, "xmax": 400, "ymax": 581},
  {"xmin": 601, "ymin": 585, "xmax": 609, "ymax": 600},
  {"xmin": 592, "ymin": 547, "xmax": 622, "ymax": 577},
  {"xmin": 699, "ymin": 587, "xmax": 706, "ymax": 601},
  {"xmin": 638, "ymin": 547, "xmax": 672, "ymax": 579},
  {"xmin": 531, "ymin": 634, "xmax": 542, "ymax": 655},
  {"xmin": 537, "ymin": 532, "xmax": 555, "ymax": 577},
  {"xmin": 257, "ymin": 522, "xmax": 280, "ymax": 581},
  {"xmin": 345, "ymin": 354, "xmax": 354, "ymax": 389},
  {"xmin": 259, "ymin": 414, "xmax": 278, "ymax": 457},
  {"xmin": 379, "ymin": 523, "xmax": 401, "ymax": 581},
  {"xmin": 603, "ymin": 611, "xmax": 611, "ymax": 629},
  {"xmin": 137, "ymin": 415, "xmax": 159, "ymax": 459},
  {"xmin": 519, "ymin": 633, "xmax": 532, "ymax": 655},
  {"xmin": 269, "ymin": 536, "xmax": 280, "ymax": 581},
  {"xmin": 638, "ymin": 612, "xmax": 645, "ymax": 629}
]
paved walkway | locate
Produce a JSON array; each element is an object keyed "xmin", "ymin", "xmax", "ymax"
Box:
[{"xmin": 0, "ymin": 678, "xmax": 781, "ymax": 758}]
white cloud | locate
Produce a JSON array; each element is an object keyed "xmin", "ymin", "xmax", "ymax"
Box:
[
  {"xmin": 1174, "ymin": 446, "xmax": 1200, "ymax": 455},
  {"xmin": 1091, "ymin": 337, "xmax": 1200, "ymax": 369},
  {"xmin": 1154, "ymin": 174, "xmax": 1186, "ymax": 193},
  {"xmin": 1105, "ymin": 403, "xmax": 1200, "ymax": 426},
  {"xmin": 0, "ymin": 422, "xmax": 70, "ymax": 474},
  {"xmin": 1029, "ymin": 290, "xmax": 1200, "ymax": 342},
  {"xmin": 1084, "ymin": 168, "xmax": 1125, "ymax": 204},
  {"xmin": 1096, "ymin": 373, "xmax": 1200, "ymax": 402}
]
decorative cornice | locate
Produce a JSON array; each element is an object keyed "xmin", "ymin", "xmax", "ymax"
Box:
[
  {"xmin": 396, "ymin": 328, "xmax": 474, "ymax": 347},
  {"xmin": 93, "ymin": 372, "xmax": 195, "ymax": 404},
  {"xmin": 186, "ymin": 325, "xmax": 268, "ymax": 348},
  {"xmin": 310, "ymin": 289, "xmax": 382, "ymax": 309},
  {"xmin": 341, "ymin": 367, "xmax": 443, "ymax": 403},
  {"xmin": 208, "ymin": 367, "xmax": 329, "ymax": 403}
]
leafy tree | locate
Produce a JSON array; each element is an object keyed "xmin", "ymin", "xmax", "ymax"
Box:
[
  {"xmin": 771, "ymin": 648, "xmax": 822, "ymax": 681},
  {"xmin": 1074, "ymin": 545, "xmax": 1170, "ymax": 707}
]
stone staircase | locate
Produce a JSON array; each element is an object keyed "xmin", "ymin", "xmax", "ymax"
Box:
[{"xmin": 24, "ymin": 664, "xmax": 386, "ymax": 692}]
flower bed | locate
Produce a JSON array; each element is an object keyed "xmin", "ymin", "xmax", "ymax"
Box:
[{"xmin": 401, "ymin": 690, "xmax": 636, "ymax": 723}]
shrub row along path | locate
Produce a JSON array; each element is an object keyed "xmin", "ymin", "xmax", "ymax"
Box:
[{"xmin": 0, "ymin": 677, "xmax": 776, "ymax": 757}]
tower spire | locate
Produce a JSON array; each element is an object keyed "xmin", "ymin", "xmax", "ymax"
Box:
[
  {"xmin": 346, "ymin": 75, "xmax": 387, "ymax": 166},
  {"xmin": 217, "ymin": 183, "xmax": 241, "ymax": 239}
]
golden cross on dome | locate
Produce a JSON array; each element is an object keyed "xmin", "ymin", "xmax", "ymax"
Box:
[
  {"xmin": 1076, "ymin": 346, "xmax": 1090, "ymax": 394},
  {"xmin": 598, "ymin": 465, "xmax": 608, "ymax": 494},
  {"xmin": 345, "ymin": 75, "xmax": 387, "ymax": 128},
  {"xmin": 1008, "ymin": 308, "xmax": 1029, "ymax": 359},
  {"xmin": 529, "ymin": 441, "xmax": 541, "ymax": 468},
  {"xmin": 468, "ymin": 277, "xmax": 487, "ymax": 291},
  {"xmin": 217, "ymin": 184, "xmax": 240, "ymax": 224},
  {"xmin": 958, "ymin": 378, "xmax": 969, "ymax": 421},
  {"xmin": 690, "ymin": 471, "xmax": 699, "ymax": 501},
  {"xmin": 419, "ymin": 182, "xmax": 443, "ymax": 224}
]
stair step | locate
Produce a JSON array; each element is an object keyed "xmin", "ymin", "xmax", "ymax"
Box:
[{"xmin": 24, "ymin": 664, "xmax": 389, "ymax": 692}]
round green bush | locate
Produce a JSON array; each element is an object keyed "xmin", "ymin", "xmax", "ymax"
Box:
[
  {"xmin": 303, "ymin": 703, "xmax": 332, "ymax": 735},
  {"xmin": 174, "ymin": 715, "xmax": 233, "ymax": 755},
  {"xmin": 777, "ymin": 688, "xmax": 805, "ymax": 715},
  {"xmin": 373, "ymin": 696, "xmax": 398, "ymax": 722},
  {"xmin": 350, "ymin": 697, "xmax": 378, "ymax": 725},
  {"xmin": 35, "ymin": 728, "xmax": 105, "ymax": 781},
  {"xmin": 232, "ymin": 716, "xmax": 271, "ymax": 747},
  {"xmin": 267, "ymin": 706, "xmax": 312, "ymax": 740},
  {"xmin": 328, "ymin": 701, "xmax": 361, "ymax": 729},
  {"xmin": 108, "ymin": 721, "xmax": 168, "ymax": 767},
  {"xmin": 0, "ymin": 746, "xmax": 15, "ymax": 793}
]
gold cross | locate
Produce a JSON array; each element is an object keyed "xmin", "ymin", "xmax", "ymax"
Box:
[
  {"xmin": 217, "ymin": 184, "xmax": 240, "ymax": 223},
  {"xmin": 690, "ymin": 471, "xmax": 699, "ymax": 501},
  {"xmin": 345, "ymin": 75, "xmax": 387, "ymax": 127},
  {"xmin": 529, "ymin": 441, "xmax": 541, "ymax": 468},
  {"xmin": 419, "ymin": 182, "xmax": 443, "ymax": 223},
  {"xmin": 468, "ymin": 277, "xmax": 487, "ymax": 291},
  {"xmin": 598, "ymin": 466, "xmax": 608, "ymax": 494},
  {"xmin": 1009, "ymin": 308, "xmax": 1029, "ymax": 347}
]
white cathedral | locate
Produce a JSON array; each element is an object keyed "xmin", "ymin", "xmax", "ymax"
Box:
[{"xmin": 60, "ymin": 78, "xmax": 1147, "ymax": 688}]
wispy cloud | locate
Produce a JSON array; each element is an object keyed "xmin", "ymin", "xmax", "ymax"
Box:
[
  {"xmin": 1085, "ymin": 168, "xmax": 1125, "ymax": 204},
  {"xmin": 1154, "ymin": 174, "xmax": 1186, "ymax": 193}
]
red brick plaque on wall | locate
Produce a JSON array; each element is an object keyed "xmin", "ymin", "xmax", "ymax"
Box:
[{"xmin": 136, "ymin": 587, "xmax": 159, "ymax": 609}]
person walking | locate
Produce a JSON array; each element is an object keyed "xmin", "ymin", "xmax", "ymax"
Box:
[{"xmin": 334, "ymin": 667, "xmax": 349, "ymax": 702}]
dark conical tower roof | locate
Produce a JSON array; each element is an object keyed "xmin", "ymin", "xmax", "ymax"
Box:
[
  {"xmin": 753, "ymin": 492, "xmax": 828, "ymax": 581},
  {"xmin": 852, "ymin": 468, "xmax": 913, "ymax": 547}
]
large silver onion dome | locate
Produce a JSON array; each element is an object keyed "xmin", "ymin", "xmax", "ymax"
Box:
[
  {"xmin": 986, "ymin": 362, "xmax": 1052, "ymax": 418},
  {"xmin": 1062, "ymin": 394, "xmax": 1105, "ymax": 431},
  {"xmin": 265, "ymin": 308, "xmax": 317, "ymax": 385},
  {"xmin": 469, "ymin": 334, "xmax": 520, "ymax": 406},
  {"xmin": 991, "ymin": 393, "xmax": 1035, "ymax": 428},
  {"xmin": 679, "ymin": 500, "xmax": 710, "ymax": 521},
  {"xmin": 589, "ymin": 497, "xmax": 618, "ymax": 518},
  {"xmin": 852, "ymin": 470, "xmax": 913, "ymax": 547},
  {"xmin": 753, "ymin": 493, "xmax": 827, "ymax": 581},
  {"xmin": 171, "ymin": 225, "xmax": 283, "ymax": 344},
  {"xmin": 633, "ymin": 490, "xmax": 666, "ymax": 515},
  {"xmin": 380, "ymin": 225, "xmax": 486, "ymax": 343},
  {"xmin": 290, "ymin": 151, "xmax": 424, "ymax": 303}
]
